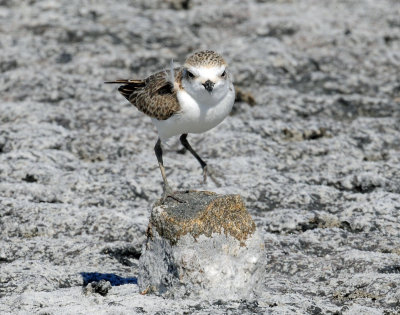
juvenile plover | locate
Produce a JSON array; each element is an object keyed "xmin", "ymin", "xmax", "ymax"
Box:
[{"xmin": 106, "ymin": 50, "xmax": 235, "ymax": 201}]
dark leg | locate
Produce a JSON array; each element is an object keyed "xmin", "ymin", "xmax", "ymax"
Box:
[
  {"xmin": 154, "ymin": 138, "xmax": 183, "ymax": 202},
  {"xmin": 179, "ymin": 134, "xmax": 220, "ymax": 186}
]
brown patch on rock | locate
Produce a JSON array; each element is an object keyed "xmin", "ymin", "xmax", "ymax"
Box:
[
  {"xmin": 235, "ymin": 87, "xmax": 256, "ymax": 106},
  {"xmin": 168, "ymin": 0, "xmax": 191, "ymax": 10},
  {"xmin": 282, "ymin": 127, "xmax": 330, "ymax": 141},
  {"xmin": 150, "ymin": 191, "xmax": 256, "ymax": 246}
]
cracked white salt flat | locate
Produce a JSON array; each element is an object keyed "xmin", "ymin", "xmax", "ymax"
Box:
[{"xmin": 1, "ymin": 0, "xmax": 400, "ymax": 313}]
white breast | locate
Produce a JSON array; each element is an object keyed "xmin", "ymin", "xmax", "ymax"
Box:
[{"xmin": 152, "ymin": 83, "xmax": 235, "ymax": 141}]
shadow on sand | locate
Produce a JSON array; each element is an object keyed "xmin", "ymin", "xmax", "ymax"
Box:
[{"xmin": 81, "ymin": 272, "xmax": 138, "ymax": 286}]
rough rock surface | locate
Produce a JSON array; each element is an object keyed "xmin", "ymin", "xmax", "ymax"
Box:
[
  {"xmin": 138, "ymin": 191, "xmax": 263, "ymax": 299},
  {"xmin": 151, "ymin": 191, "xmax": 256, "ymax": 245},
  {"xmin": 0, "ymin": 0, "xmax": 400, "ymax": 314}
]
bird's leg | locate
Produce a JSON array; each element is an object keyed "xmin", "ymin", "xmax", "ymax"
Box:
[
  {"xmin": 179, "ymin": 134, "xmax": 221, "ymax": 187},
  {"xmin": 154, "ymin": 138, "xmax": 184, "ymax": 203}
]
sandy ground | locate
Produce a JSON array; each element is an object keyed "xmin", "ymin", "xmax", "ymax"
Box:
[{"xmin": 1, "ymin": 0, "xmax": 400, "ymax": 314}]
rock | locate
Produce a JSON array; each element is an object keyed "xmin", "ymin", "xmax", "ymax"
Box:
[
  {"xmin": 138, "ymin": 191, "xmax": 265, "ymax": 299},
  {"xmin": 83, "ymin": 280, "xmax": 112, "ymax": 296}
]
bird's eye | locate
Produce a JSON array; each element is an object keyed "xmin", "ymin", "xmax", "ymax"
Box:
[
  {"xmin": 187, "ymin": 71, "xmax": 195, "ymax": 79},
  {"xmin": 221, "ymin": 70, "xmax": 226, "ymax": 77}
]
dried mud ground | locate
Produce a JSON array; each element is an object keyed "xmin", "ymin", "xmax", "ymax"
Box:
[{"xmin": 1, "ymin": 0, "xmax": 400, "ymax": 314}]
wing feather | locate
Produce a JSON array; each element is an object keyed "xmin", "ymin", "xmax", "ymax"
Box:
[{"xmin": 106, "ymin": 69, "xmax": 182, "ymax": 120}]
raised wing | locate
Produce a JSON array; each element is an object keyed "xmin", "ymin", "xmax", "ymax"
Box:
[{"xmin": 106, "ymin": 68, "xmax": 182, "ymax": 120}]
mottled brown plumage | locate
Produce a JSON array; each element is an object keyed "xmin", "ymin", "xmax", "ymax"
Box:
[
  {"xmin": 184, "ymin": 50, "xmax": 226, "ymax": 68},
  {"xmin": 107, "ymin": 68, "xmax": 183, "ymax": 120},
  {"xmin": 106, "ymin": 51, "xmax": 225, "ymax": 121}
]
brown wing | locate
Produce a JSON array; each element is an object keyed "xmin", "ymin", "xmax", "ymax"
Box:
[{"xmin": 106, "ymin": 68, "xmax": 182, "ymax": 120}]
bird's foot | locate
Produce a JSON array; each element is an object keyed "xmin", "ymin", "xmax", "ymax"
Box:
[
  {"xmin": 160, "ymin": 185, "xmax": 186, "ymax": 204},
  {"xmin": 202, "ymin": 165, "xmax": 224, "ymax": 187}
]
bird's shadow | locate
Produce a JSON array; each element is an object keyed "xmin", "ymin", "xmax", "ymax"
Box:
[{"xmin": 80, "ymin": 272, "xmax": 138, "ymax": 287}]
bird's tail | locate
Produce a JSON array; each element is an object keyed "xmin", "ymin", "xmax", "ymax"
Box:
[
  {"xmin": 105, "ymin": 79, "xmax": 145, "ymax": 100},
  {"xmin": 104, "ymin": 79, "xmax": 145, "ymax": 85}
]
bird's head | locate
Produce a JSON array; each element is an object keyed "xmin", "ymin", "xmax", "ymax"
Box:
[{"xmin": 181, "ymin": 50, "xmax": 231, "ymax": 103}]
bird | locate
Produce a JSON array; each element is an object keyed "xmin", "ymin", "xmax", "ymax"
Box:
[{"xmin": 106, "ymin": 50, "xmax": 235, "ymax": 202}]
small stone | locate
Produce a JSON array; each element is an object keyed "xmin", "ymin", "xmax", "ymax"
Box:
[
  {"xmin": 168, "ymin": 0, "xmax": 191, "ymax": 10},
  {"xmin": 56, "ymin": 52, "xmax": 73, "ymax": 64},
  {"xmin": 83, "ymin": 280, "xmax": 112, "ymax": 296}
]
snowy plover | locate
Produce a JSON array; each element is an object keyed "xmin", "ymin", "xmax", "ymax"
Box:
[{"xmin": 106, "ymin": 50, "xmax": 235, "ymax": 201}]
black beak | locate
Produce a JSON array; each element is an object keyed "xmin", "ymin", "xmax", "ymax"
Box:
[{"xmin": 202, "ymin": 80, "xmax": 214, "ymax": 93}]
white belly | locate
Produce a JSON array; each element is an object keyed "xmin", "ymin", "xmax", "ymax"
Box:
[{"xmin": 152, "ymin": 84, "xmax": 235, "ymax": 141}]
